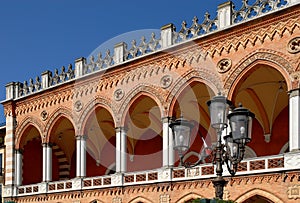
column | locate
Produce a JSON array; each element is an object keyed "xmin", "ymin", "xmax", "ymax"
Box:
[
  {"xmin": 76, "ymin": 135, "xmax": 87, "ymax": 177},
  {"xmin": 162, "ymin": 117, "xmax": 174, "ymax": 167},
  {"xmin": 15, "ymin": 149, "xmax": 23, "ymax": 186},
  {"xmin": 289, "ymin": 89, "xmax": 300, "ymax": 151},
  {"xmin": 115, "ymin": 127, "xmax": 127, "ymax": 173},
  {"xmin": 42, "ymin": 143, "xmax": 52, "ymax": 182}
]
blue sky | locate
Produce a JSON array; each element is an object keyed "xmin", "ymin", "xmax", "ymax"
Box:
[{"xmin": 0, "ymin": 0, "xmax": 245, "ymax": 123}]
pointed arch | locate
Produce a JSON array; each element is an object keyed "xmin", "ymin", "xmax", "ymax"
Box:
[
  {"xmin": 128, "ymin": 196, "xmax": 154, "ymax": 203},
  {"xmin": 235, "ymin": 188, "xmax": 284, "ymax": 203},
  {"xmin": 119, "ymin": 84, "xmax": 164, "ymax": 126},
  {"xmin": 166, "ymin": 70, "xmax": 219, "ymax": 115},
  {"xmin": 44, "ymin": 107, "xmax": 76, "ymax": 142},
  {"xmin": 226, "ymin": 50, "xmax": 292, "ymax": 99},
  {"xmin": 15, "ymin": 116, "xmax": 44, "ymax": 149},
  {"xmin": 78, "ymin": 96, "xmax": 117, "ymax": 135},
  {"xmin": 175, "ymin": 192, "xmax": 203, "ymax": 203}
]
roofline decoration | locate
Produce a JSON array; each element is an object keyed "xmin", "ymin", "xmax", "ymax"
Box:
[{"xmin": 3, "ymin": 0, "xmax": 300, "ymax": 101}]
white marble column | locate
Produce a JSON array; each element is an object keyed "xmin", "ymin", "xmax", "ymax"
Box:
[
  {"xmin": 289, "ymin": 89, "xmax": 300, "ymax": 151},
  {"xmin": 115, "ymin": 127, "xmax": 127, "ymax": 173},
  {"xmin": 43, "ymin": 143, "xmax": 52, "ymax": 182},
  {"xmin": 76, "ymin": 135, "xmax": 87, "ymax": 177},
  {"xmin": 15, "ymin": 149, "xmax": 23, "ymax": 186},
  {"xmin": 162, "ymin": 117, "xmax": 174, "ymax": 167}
]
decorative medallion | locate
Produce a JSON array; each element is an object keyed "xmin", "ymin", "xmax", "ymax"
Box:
[
  {"xmin": 74, "ymin": 100, "xmax": 83, "ymax": 112},
  {"xmin": 160, "ymin": 75, "xmax": 173, "ymax": 89},
  {"xmin": 287, "ymin": 185, "xmax": 300, "ymax": 200},
  {"xmin": 114, "ymin": 89, "xmax": 124, "ymax": 101},
  {"xmin": 160, "ymin": 194, "xmax": 170, "ymax": 203},
  {"xmin": 41, "ymin": 110, "xmax": 48, "ymax": 121},
  {"xmin": 287, "ymin": 37, "xmax": 300, "ymax": 54},
  {"xmin": 217, "ymin": 58, "xmax": 232, "ymax": 73},
  {"xmin": 112, "ymin": 196, "xmax": 122, "ymax": 203}
]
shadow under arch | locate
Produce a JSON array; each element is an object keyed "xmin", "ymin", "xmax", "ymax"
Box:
[
  {"xmin": 44, "ymin": 107, "xmax": 77, "ymax": 142},
  {"xmin": 78, "ymin": 96, "xmax": 117, "ymax": 135},
  {"xmin": 235, "ymin": 188, "xmax": 284, "ymax": 203},
  {"xmin": 128, "ymin": 196, "xmax": 154, "ymax": 203},
  {"xmin": 226, "ymin": 51, "xmax": 292, "ymax": 100},
  {"xmin": 15, "ymin": 116, "xmax": 44, "ymax": 149},
  {"xmin": 175, "ymin": 192, "xmax": 203, "ymax": 203},
  {"xmin": 119, "ymin": 84, "xmax": 165, "ymax": 126},
  {"xmin": 166, "ymin": 70, "xmax": 219, "ymax": 117}
]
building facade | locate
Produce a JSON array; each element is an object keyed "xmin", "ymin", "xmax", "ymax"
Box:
[{"xmin": 1, "ymin": 0, "xmax": 300, "ymax": 202}]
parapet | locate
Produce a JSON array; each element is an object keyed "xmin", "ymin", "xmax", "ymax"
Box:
[{"xmin": 4, "ymin": 0, "xmax": 300, "ymax": 101}]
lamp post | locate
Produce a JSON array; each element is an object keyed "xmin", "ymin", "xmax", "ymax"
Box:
[{"xmin": 169, "ymin": 94, "xmax": 255, "ymax": 200}]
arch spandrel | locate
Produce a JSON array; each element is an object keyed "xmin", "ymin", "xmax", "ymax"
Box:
[
  {"xmin": 78, "ymin": 96, "xmax": 117, "ymax": 135},
  {"xmin": 15, "ymin": 116, "xmax": 44, "ymax": 149},
  {"xmin": 235, "ymin": 188, "xmax": 284, "ymax": 203},
  {"xmin": 118, "ymin": 84, "xmax": 165, "ymax": 126},
  {"xmin": 225, "ymin": 50, "xmax": 293, "ymax": 99},
  {"xmin": 44, "ymin": 107, "xmax": 77, "ymax": 143}
]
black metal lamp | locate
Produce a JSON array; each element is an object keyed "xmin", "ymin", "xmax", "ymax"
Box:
[
  {"xmin": 207, "ymin": 94, "xmax": 232, "ymax": 130},
  {"xmin": 169, "ymin": 116, "xmax": 194, "ymax": 165},
  {"xmin": 227, "ymin": 103, "xmax": 255, "ymax": 144}
]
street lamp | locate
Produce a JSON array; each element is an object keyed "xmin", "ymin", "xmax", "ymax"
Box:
[{"xmin": 169, "ymin": 94, "xmax": 255, "ymax": 200}]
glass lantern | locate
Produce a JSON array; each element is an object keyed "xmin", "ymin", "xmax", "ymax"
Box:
[
  {"xmin": 207, "ymin": 94, "xmax": 232, "ymax": 130},
  {"xmin": 227, "ymin": 104, "xmax": 255, "ymax": 144},
  {"xmin": 169, "ymin": 117, "xmax": 194, "ymax": 156}
]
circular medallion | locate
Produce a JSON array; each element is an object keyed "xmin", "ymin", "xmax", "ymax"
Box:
[
  {"xmin": 160, "ymin": 75, "xmax": 173, "ymax": 89},
  {"xmin": 287, "ymin": 37, "xmax": 300, "ymax": 54},
  {"xmin": 217, "ymin": 58, "xmax": 232, "ymax": 73},
  {"xmin": 114, "ymin": 89, "xmax": 124, "ymax": 101}
]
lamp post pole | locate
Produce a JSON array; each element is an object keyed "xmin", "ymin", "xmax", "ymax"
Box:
[{"xmin": 212, "ymin": 129, "xmax": 228, "ymax": 199}]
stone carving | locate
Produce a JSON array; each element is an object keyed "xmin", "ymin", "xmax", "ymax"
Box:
[
  {"xmin": 217, "ymin": 58, "xmax": 232, "ymax": 73},
  {"xmin": 114, "ymin": 89, "xmax": 125, "ymax": 101},
  {"xmin": 287, "ymin": 37, "xmax": 300, "ymax": 54},
  {"xmin": 284, "ymin": 152, "xmax": 300, "ymax": 169},
  {"xmin": 160, "ymin": 75, "xmax": 173, "ymax": 88},
  {"xmin": 287, "ymin": 185, "xmax": 300, "ymax": 200},
  {"xmin": 74, "ymin": 100, "xmax": 83, "ymax": 112},
  {"xmin": 160, "ymin": 194, "xmax": 170, "ymax": 203},
  {"xmin": 158, "ymin": 169, "xmax": 170, "ymax": 181},
  {"xmin": 112, "ymin": 196, "xmax": 122, "ymax": 203},
  {"xmin": 187, "ymin": 168, "xmax": 199, "ymax": 177},
  {"xmin": 41, "ymin": 110, "xmax": 48, "ymax": 121}
]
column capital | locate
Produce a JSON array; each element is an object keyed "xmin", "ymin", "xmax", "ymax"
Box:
[
  {"xmin": 115, "ymin": 126, "xmax": 128, "ymax": 133},
  {"xmin": 75, "ymin": 135, "xmax": 87, "ymax": 140},
  {"xmin": 15, "ymin": 148, "xmax": 23, "ymax": 154},
  {"xmin": 289, "ymin": 88, "xmax": 300, "ymax": 98},
  {"xmin": 42, "ymin": 142, "xmax": 53, "ymax": 147},
  {"xmin": 161, "ymin": 116, "xmax": 173, "ymax": 123}
]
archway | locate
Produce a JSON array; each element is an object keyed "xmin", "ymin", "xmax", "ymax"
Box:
[
  {"xmin": 125, "ymin": 95, "xmax": 163, "ymax": 172},
  {"xmin": 230, "ymin": 65, "xmax": 289, "ymax": 156},
  {"xmin": 170, "ymin": 81, "xmax": 214, "ymax": 166},
  {"xmin": 20, "ymin": 125, "xmax": 42, "ymax": 185},
  {"xmin": 49, "ymin": 116, "xmax": 76, "ymax": 180},
  {"xmin": 83, "ymin": 106, "xmax": 116, "ymax": 177}
]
